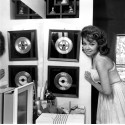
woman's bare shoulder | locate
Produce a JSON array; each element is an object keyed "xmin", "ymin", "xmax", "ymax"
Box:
[{"xmin": 95, "ymin": 54, "xmax": 113, "ymax": 70}]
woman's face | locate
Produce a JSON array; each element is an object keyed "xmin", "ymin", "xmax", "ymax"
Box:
[{"xmin": 82, "ymin": 38, "xmax": 98, "ymax": 57}]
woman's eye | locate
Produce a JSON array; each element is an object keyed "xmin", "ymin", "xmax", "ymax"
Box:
[
  {"xmin": 82, "ymin": 43, "xmax": 86, "ymax": 46},
  {"xmin": 90, "ymin": 43, "xmax": 95, "ymax": 46}
]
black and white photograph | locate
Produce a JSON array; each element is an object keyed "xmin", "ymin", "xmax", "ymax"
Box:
[{"xmin": 0, "ymin": 0, "xmax": 125, "ymax": 124}]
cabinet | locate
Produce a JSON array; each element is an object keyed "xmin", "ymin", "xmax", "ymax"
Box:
[
  {"xmin": 36, "ymin": 114, "xmax": 85, "ymax": 124},
  {"xmin": 45, "ymin": 0, "xmax": 79, "ymax": 18},
  {"xmin": 12, "ymin": 0, "xmax": 42, "ymax": 19}
]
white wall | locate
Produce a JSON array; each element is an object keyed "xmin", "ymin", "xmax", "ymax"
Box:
[{"xmin": 0, "ymin": 0, "xmax": 93, "ymax": 123}]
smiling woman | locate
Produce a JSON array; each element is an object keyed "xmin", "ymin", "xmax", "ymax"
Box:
[
  {"xmin": 81, "ymin": 25, "xmax": 125, "ymax": 124},
  {"xmin": 81, "ymin": 25, "xmax": 109, "ymax": 56}
]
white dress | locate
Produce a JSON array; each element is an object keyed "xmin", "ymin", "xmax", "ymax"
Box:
[{"xmin": 91, "ymin": 63, "xmax": 125, "ymax": 124}]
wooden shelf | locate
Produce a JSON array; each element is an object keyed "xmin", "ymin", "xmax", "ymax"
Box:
[
  {"xmin": 45, "ymin": 0, "xmax": 79, "ymax": 18},
  {"xmin": 12, "ymin": 0, "xmax": 42, "ymax": 19}
]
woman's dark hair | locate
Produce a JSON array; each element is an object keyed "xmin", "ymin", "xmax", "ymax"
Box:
[
  {"xmin": 81, "ymin": 25, "xmax": 110, "ymax": 55},
  {"xmin": 0, "ymin": 32, "xmax": 5, "ymax": 56}
]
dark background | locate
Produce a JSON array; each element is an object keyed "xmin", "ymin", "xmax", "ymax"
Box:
[{"xmin": 92, "ymin": 0, "xmax": 125, "ymax": 123}]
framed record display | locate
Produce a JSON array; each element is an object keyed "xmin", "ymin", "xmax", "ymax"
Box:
[
  {"xmin": 8, "ymin": 65, "xmax": 38, "ymax": 87},
  {"xmin": 48, "ymin": 29, "xmax": 80, "ymax": 62},
  {"xmin": 8, "ymin": 30, "xmax": 38, "ymax": 61},
  {"xmin": 47, "ymin": 66, "xmax": 79, "ymax": 98},
  {"xmin": 8, "ymin": 65, "xmax": 38, "ymax": 100}
]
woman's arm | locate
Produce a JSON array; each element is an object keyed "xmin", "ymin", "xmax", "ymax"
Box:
[
  {"xmin": 85, "ymin": 71, "xmax": 104, "ymax": 93},
  {"xmin": 85, "ymin": 70, "xmax": 112, "ymax": 95}
]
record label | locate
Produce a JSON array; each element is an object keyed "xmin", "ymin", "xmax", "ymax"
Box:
[
  {"xmin": 55, "ymin": 37, "xmax": 73, "ymax": 54},
  {"xmin": 15, "ymin": 37, "xmax": 31, "ymax": 54},
  {"xmin": 54, "ymin": 72, "xmax": 72, "ymax": 90},
  {"xmin": 15, "ymin": 71, "xmax": 32, "ymax": 86}
]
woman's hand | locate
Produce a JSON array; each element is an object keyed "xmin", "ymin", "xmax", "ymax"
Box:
[
  {"xmin": 84, "ymin": 71, "xmax": 94, "ymax": 84},
  {"xmin": 0, "ymin": 69, "xmax": 5, "ymax": 80}
]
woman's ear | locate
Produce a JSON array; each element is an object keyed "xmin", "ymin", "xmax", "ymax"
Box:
[{"xmin": 82, "ymin": 47, "xmax": 84, "ymax": 52}]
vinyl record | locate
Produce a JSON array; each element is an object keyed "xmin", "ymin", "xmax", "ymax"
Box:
[
  {"xmin": 15, "ymin": 71, "xmax": 32, "ymax": 86},
  {"xmin": 54, "ymin": 72, "xmax": 72, "ymax": 90},
  {"xmin": 55, "ymin": 37, "xmax": 73, "ymax": 54},
  {"xmin": 15, "ymin": 37, "xmax": 31, "ymax": 54}
]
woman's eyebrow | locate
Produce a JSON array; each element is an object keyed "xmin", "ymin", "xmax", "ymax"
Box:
[{"xmin": 90, "ymin": 41, "xmax": 96, "ymax": 43}]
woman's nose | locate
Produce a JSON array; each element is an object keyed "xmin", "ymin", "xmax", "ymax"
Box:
[
  {"xmin": 85, "ymin": 45, "xmax": 90, "ymax": 50},
  {"xmin": 82, "ymin": 45, "xmax": 90, "ymax": 51}
]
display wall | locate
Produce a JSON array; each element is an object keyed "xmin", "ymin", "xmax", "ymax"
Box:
[{"xmin": 0, "ymin": 0, "xmax": 93, "ymax": 123}]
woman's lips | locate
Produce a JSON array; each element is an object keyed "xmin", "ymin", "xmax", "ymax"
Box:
[{"xmin": 85, "ymin": 51, "xmax": 92, "ymax": 54}]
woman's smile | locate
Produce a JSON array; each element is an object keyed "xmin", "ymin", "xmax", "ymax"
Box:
[
  {"xmin": 84, "ymin": 50, "xmax": 92, "ymax": 54},
  {"xmin": 84, "ymin": 50, "xmax": 94, "ymax": 57}
]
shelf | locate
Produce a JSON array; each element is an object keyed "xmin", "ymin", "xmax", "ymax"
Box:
[
  {"xmin": 45, "ymin": 0, "xmax": 79, "ymax": 18},
  {"xmin": 12, "ymin": 0, "xmax": 42, "ymax": 19}
]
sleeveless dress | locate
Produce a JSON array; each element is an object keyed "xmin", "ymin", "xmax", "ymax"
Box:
[{"xmin": 91, "ymin": 62, "xmax": 125, "ymax": 124}]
